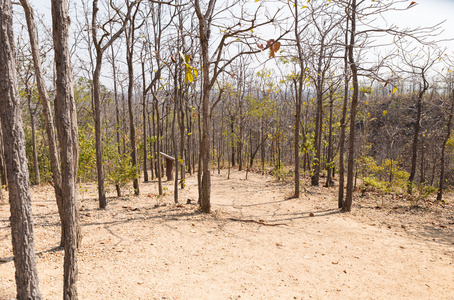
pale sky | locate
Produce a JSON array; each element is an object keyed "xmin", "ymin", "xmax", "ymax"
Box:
[
  {"xmin": 386, "ymin": 0, "xmax": 454, "ymax": 51},
  {"xmin": 23, "ymin": 0, "xmax": 454, "ymax": 84}
]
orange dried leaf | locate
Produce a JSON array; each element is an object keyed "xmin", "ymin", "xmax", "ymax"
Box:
[{"xmin": 407, "ymin": 1, "xmax": 417, "ymax": 8}]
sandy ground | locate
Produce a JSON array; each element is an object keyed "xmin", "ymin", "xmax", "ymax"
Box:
[{"xmin": 1, "ymin": 169, "xmax": 453, "ymax": 299}]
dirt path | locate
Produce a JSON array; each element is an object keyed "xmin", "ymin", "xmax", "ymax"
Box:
[{"xmin": 1, "ymin": 169, "xmax": 453, "ymax": 299}]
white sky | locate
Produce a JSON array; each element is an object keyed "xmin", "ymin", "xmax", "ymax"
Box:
[
  {"xmin": 22, "ymin": 0, "xmax": 454, "ymax": 84},
  {"xmin": 28, "ymin": 0, "xmax": 454, "ymax": 47},
  {"xmin": 386, "ymin": 0, "xmax": 454, "ymax": 51}
]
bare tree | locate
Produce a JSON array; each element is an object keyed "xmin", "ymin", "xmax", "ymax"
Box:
[
  {"xmin": 92, "ymin": 0, "xmax": 137, "ymax": 207},
  {"xmin": 337, "ymin": 0, "xmax": 437, "ymax": 211},
  {"xmin": 392, "ymin": 43, "xmax": 441, "ymax": 193},
  {"xmin": 193, "ymin": 0, "xmax": 287, "ymax": 212},
  {"xmin": 290, "ymin": 0, "xmax": 308, "ymax": 197}
]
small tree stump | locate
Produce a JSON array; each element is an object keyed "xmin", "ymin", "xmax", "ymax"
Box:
[{"xmin": 160, "ymin": 152, "xmax": 175, "ymax": 181}]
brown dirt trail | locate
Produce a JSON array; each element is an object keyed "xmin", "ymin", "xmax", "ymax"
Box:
[{"xmin": 1, "ymin": 169, "xmax": 453, "ymax": 299}]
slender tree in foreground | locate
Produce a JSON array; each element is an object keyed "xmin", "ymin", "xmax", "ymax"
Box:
[
  {"xmin": 19, "ymin": 0, "xmax": 67, "ymax": 246},
  {"xmin": 0, "ymin": 0, "xmax": 41, "ymax": 297},
  {"xmin": 52, "ymin": 0, "xmax": 81, "ymax": 297}
]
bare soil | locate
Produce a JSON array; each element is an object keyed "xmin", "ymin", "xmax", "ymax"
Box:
[{"xmin": 1, "ymin": 169, "xmax": 453, "ymax": 299}]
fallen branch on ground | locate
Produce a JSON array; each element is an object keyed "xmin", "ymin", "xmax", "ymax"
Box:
[{"xmin": 228, "ymin": 218, "xmax": 288, "ymax": 226}]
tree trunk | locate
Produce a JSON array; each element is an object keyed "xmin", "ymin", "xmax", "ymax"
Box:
[
  {"xmin": 92, "ymin": 0, "xmax": 107, "ymax": 208},
  {"xmin": 126, "ymin": 24, "xmax": 139, "ymax": 195},
  {"xmin": 179, "ymin": 93, "xmax": 186, "ymax": 189},
  {"xmin": 19, "ymin": 0, "xmax": 65, "ymax": 245},
  {"xmin": 238, "ymin": 73, "xmax": 244, "ymax": 171},
  {"xmin": 197, "ymin": 105, "xmax": 202, "ymax": 203},
  {"xmin": 194, "ymin": 0, "xmax": 215, "ymax": 213},
  {"xmin": 261, "ymin": 118, "xmax": 265, "ymax": 175},
  {"xmin": 0, "ymin": 128, "xmax": 6, "ymax": 188},
  {"xmin": 338, "ymin": 14, "xmax": 349, "ymax": 209},
  {"xmin": 325, "ymin": 91, "xmax": 334, "ymax": 187},
  {"xmin": 92, "ymin": 55, "xmax": 107, "ymax": 208},
  {"xmin": 293, "ymin": 0, "xmax": 304, "ymax": 197},
  {"xmin": 110, "ymin": 42, "xmax": 122, "ymax": 195},
  {"xmin": 27, "ymin": 85, "xmax": 40, "ymax": 185},
  {"xmin": 153, "ymin": 93, "xmax": 163, "ymax": 195},
  {"xmin": 172, "ymin": 61, "xmax": 179, "ymax": 203},
  {"xmin": 419, "ymin": 138, "xmax": 425, "ymax": 184},
  {"xmin": 342, "ymin": 0, "xmax": 358, "ymax": 213},
  {"xmin": 311, "ymin": 36, "xmax": 326, "ymax": 187},
  {"xmin": 0, "ymin": 1, "xmax": 42, "ymax": 297},
  {"xmin": 437, "ymin": 89, "xmax": 454, "ymax": 202},
  {"xmin": 142, "ymin": 61, "xmax": 149, "ymax": 182},
  {"xmin": 408, "ymin": 85, "xmax": 426, "ymax": 193},
  {"xmin": 230, "ymin": 116, "xmax": 235, "ymax": 167},
  {"xmin": 52, "ymin": 0, "xmax": 81, "ymax": 297}
]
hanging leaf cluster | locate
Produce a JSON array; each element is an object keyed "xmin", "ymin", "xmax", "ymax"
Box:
[
  {"xmin": 179, "ymin": 51, "xmax": 198, "ymax": 83},
  {"xmin": 257, "ymin": 39, "xmax": 281, "ymax": 59}
]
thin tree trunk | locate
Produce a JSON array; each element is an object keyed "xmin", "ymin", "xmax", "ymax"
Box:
[
  {"xmin": 261, "ymin": 118, "xmax": 265, "ymax": 175},
  {"xmin": 293, "ymin": 0, "xmax": 304, "ymax": 197},
  {"xmin": 179, "ymin": 94, "xmax": 186, "ymax": 189},
  {"xmin": 92, "ymin": 55, "xmax": 107, "ymax": 207},
  {"xmin": 172, "ymin": 60, "xmax": 179, "ymax": 203},
  {"xmin": 437, "ymin": 89, "xmax": 454, "ymax": 202},
  {"xmin": 142, "ymin": 61, "xmax": 149, "ymax": 182},
  {"xmin": 343, "ymin": 0, "xmax": 358, "ymax": 213},
  {"xmin": 52, "ymin": 0, "xmax": 81, "ymax": 297},
  {"xmin": 419, "ymin": 138, "xmax": 425, "ymax": 184},
  {"xmin": 311, "ymin": 37, "xmax": 325, "ymax": 187},
  {"xmin": 197, "ymin": 104, "xmax": 203, "ymax": 203},
  {"xmin": 325, "ymin": 90, "xmax": 334, "ymax": 187},
  {"xmin": 126, "ymin": 23, "xmax": 139, "ymax": 195},
  {"xmin": 0, "ymin": 1, "xmax": 42, "ymax": 296},
  {"xmin": 194, "ymin": 0, "xmax": 215, "ymax": 213},
  {"xmin": 27, "ymin": 85, "xmax": 40, "ymax": 185},
  {"xmin": 338, "ymin": 14, "xmax": 349, "ymax": 208},
  {"xmin": 408, "ymin": 84, "xmax": 427, "ymax": 193},
  {"xmin": 0, "ymin": 128, "xmax": 6, "ymax": 188},
  {"xmin": 152, "ymin": 92, "xmax": 163, "ymax": 195},
  {"xmin": 19, "ymin": 0, "xmax": 65, "ymax": 245},
  {"xmin": 111, "ymin": 43, "xmax": 122, "ymax": 196}
]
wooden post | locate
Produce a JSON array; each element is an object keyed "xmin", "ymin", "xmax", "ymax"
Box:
[{"xmin": 160, "ymin": 152, "xmax": 175, "ymax": 181}]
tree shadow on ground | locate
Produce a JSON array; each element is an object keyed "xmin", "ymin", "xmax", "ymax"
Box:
[{"xmin": 1, "ymin": 245, "xmax": 62, "ymax": 265}]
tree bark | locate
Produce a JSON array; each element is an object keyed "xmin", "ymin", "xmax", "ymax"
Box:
[
  {"xmin": 311, "ymin": 34, "xmax": 326, "ymax": 187},
  {"xmin": 126, "ymin": 19, "xmax": 140, "ymax": 196},
  {"xmin": 338, "ymin": 14, "xmax": 349, "ymax": 209},
  {"xmin": 110, "ymin": 42, "xmax": 122, "ymax": 196},
  {"xmin": 92, "ymin": 54, "xmax": 107, "ymax": 208},
  {"xmin": 437, "ymin": 89, "xmax": 454, "ymax": 202},
  {"xmin": 194, "ymin": 0, "xmax": 215, "ymax": 213},
  {"xmin": 152, "ymin": 92, "xmax": 163, "ymax": 195},
  {"xmin": 19, "ymin": 0, "xmax": 66, "ymax": 245},
  {"xmin": 0, "ymin": 0, "xmax": 42, "ymax": 297},
  {"xmin": 142, "ymin": 61, "xmax": 149, "ymax": 182},
  {"xmin": 324, "ymin": 91, "xmax": 334, "ymax": 187},
  {"xmin": 342, "ymin": 0, "xmax": 358, "ymax": 213},
  {"xmin": 293, "ymin": 0, "xmax": 304, "ymax": 197},
  {"xmin": 26, "ymin": 84, "xmax": 40, "ymax": 185},
  {"xmin": 52, "ymin": 0, "xmax": 81, "ymax": 297},
  {"xmin": 0, "ymin": 127, "xmax": 6, "ymax": 188},
  {"xmin": 408, "ymin": 82, "xmax": 427, "ymax": 193}
]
